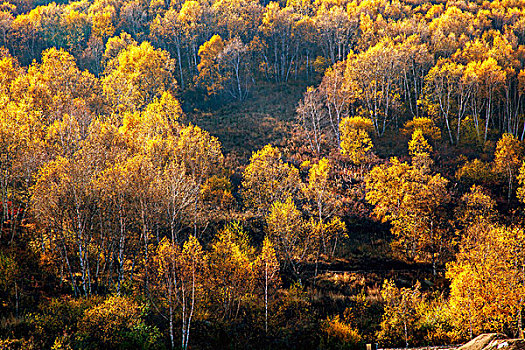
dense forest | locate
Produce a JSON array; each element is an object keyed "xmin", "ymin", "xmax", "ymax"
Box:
[{"xmin": 3, "ymin": 0, "xmax": 525, "ymax": 349}]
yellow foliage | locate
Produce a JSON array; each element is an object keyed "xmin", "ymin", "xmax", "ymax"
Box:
[
  {"xmin": 456, "ymin": 158, "xmax": 494, "ymax": 187},
  {"xmin": 494, "ymin": 133, "xmax": 522, "ymax": 199},
  {"xmin": 103, "ymin": 41, "xmax": 176, "ymax": 112},
  {"xmin": 378, "ymin": 280, "xmax": 423, "ymax": 348},
  {"xmin": 517, "ymin": 160, "xmax": 525, "ymax": 203},
  {"xmin": 306, "ymin": 216, "xmax": 347, "ymax": 256},
  {"xmin": 366, "ymin": 155, "xmax": 450, "ymax": 263},
  {"xmin": 455, "ymin": 185, "xmax": 496, "ymax": 227},
  {"xmin": 242, "ymin": 144, "xmax": 300, "ymax": 214},
  {"xmin": 408, "ymin": 129, "xmax": 432, "ymax": 158},
  {"xmin": 255, "ymin": 236, "xmax": 280, "ymax": 290},
  {"xmin": 208, "ymin": 222, "xmax": 255, "ymax": 320},
  {"xmin": 322, "ymin": 315, "xmax": 362, "ymax": 347},
  {"xmin": 266, "ymin": 197, "xmax": 307, "ymax": 272},
  {"xmin": 0, "ymin": 54, "xmax": 21, "ymax": 99},
  {"xmin": 91, "ymin": 11, "xmax": 115, "ymax": 39},
  {"xmin": 45, "ymin": 113, "xmax": 82, "ymax": 157},
  {"xmin": 12, "ymin": 47, "xmax": 100, "ymax": 123},
  {"xmin": 175, "ymin": 123, "xmax": 224, "ymax": 183},
  {"xmin": 103, "ymin": 32, "xmax": 137, "ymax": 62},
  {"xmin": 402, "ymin": 117, "xmax": 441, "ymax": 140},
  {"xmin": 78, "ymin": 295, "xmax": 144, "ymax": 347},
  {"xmin": 408, "ymin": 129, "xmax": 433, "ymax": 170},
  {"xmin": 340, "ymin": 116, "xmax": 374, "ymax": 132},
  {"xmin": 119, "ymin": 92, "xmax": 181, "ymax": 152},
  {"xmin": 196, "ymin": 34, "xmax": 226, "ymax": 96},
  {"xmin": 447, "ymin": 224, "xmax": 525, "ymax": 337},
  {"xmin": 302, "ymin": 157, "xmax": 342, "ymax": 220},
  {"xmin": 200, "ymin": 175, "xmax": 234, "ymax": 209},
  {"xmin": 340, "ymin": 117, "xmax": 373, "ymax": 165}
]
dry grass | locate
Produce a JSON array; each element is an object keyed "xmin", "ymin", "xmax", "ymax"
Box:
[{"xmin": 188, "ymin": 81, "xmax": 310, "ymax": 161}]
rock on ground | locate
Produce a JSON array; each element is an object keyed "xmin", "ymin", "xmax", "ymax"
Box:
[{"xmin": 457, "ymin": 334, "xmax": 525, "ymax": 350}]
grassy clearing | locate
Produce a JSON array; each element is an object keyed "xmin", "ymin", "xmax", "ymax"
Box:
[{"xmin": 187, "ymin": 81, "xmax": 311, "ymax": 160}]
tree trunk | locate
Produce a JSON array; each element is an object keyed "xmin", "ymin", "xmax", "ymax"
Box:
[{"xmin": 265, "ymin": 261, "xmax": 268, "ymax": 334}]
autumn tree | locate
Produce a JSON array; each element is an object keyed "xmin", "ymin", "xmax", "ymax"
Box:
[
  {"xmin": 494, "ymin": 133, "xmax": 522, "ymax": 201},
  {"xmin": 396, "ymin": 35, "xmax": 433, "ymax": 119},
  {"xmin": 408, "ymin": 128, "xmax": 433, "ymax": 170},
  {"xmin": 93, "ymin": 154, "xmax": 158, "ymax": 294},
  {"xmin": 302, "ymin": 158, "xmax": 346, "ymax": 258},
  {"xmin": 11, "ymin": 47, "xmax": 100, "ymax": 125},
  {"xmin": 242, "ymin": 144, "xmax": 300, "ymax": 215},
  {"xmin": 254, "ymin": 236, "xmax": 280, "ymax": 334},
  {"xmin": 31, "ymin": 156, "xmax": 97, "ymax": 296},
  {"xmin": 428, "ymin": 6, "xmax": 474, "ymax": 58},
  {"xmin": 177, "ymin": 0, "xmax": 209, "ymax": 77},
  {"xmin": 423, "ymin": 59, "xmax": 470, "ymax": 145},
  {"xmin": 463, "ymin": 58, "xmax": 506, "ymax": 143},
  {"xmin": 196, "ymin": 34, "xmax": 226, "ymax": 96},
  {"xmin": 401, "ymin": 117, "xmax": 441, "ymax": 142},
  {"xmin": 455, "ymin": 185, "xmax": 497, "ymax": 229},
  {"xmin": 103, "ymin": 41, "xmax": 176, "ymax": 112},
  {"xmin": 303, "ymin": 157, "xmax": 338, "ymax": 221},
  {"xmin": 157, "ymin": 162, "xmax": 199, "ymax": 243},
  {"xmin": 447, "ymin": 224, "xmax": 525, "ymax": 338},
  {"xmin": 77, "ymin": 295, "xmax": 159, "ymax": 348},
  {"xmin": 0, "ymin": 252, "xmax": 20, "ymax": 316},
  {"xmin": 103, "ymin": 31, "xmax": 137, "ymax": 63},
  {"xmin": 517, "ymin": 158, "xmax": 525, "ymax": 203},
  {"xmin": 196, "ymin": 35, "xmax": 252, "ymax": 100},
  {"xmin": 344, "ymin": 39, "xmax": 402, "ymax": 136},
  {"xmin": 0, "ymin": 98, "xmax": 44, "ymax": 241},
  {"xmin": 150, "ymin": 8, "xmax": 186, "ymax": 89},
  {"xmin": 212, "ymin": 0, "xmax": 261, "ymax": 41},
  {"xmin": 456, "ymin": 157, "xmax": 496, "ymax": 189},
  {"xmin": 313, "ymin": 4, "xmax": 357, "ymax": 66},
  {"xmin": 90, "ymin": 8, "xmax": 115, "ymax": 42},
  {"xmin": 296, "ymin": 86, "xmax": 328, "ymax": 157},
  {"xmin": 174, "ymin": 123, "xmax": 225, "ymax": 235},
  {"xmin": 305, "ymin": 215, "xmax": 346, "ymax": 263},
  {"xmin": 259, "ymin": 2, "xmax": 302, "ymax": 82},
  {"xmin": 207, "ymin": 222, "xmax": 255, "ymax": 321},
  {"xmin": 266, "ymin": 197, "xmax": 309, "ymax": 276},
  {"xmin": 153, "ymin": 236, "xmax": 207, "ymax": 350},
  {"xmin": 366, "ymin": 134, "xmax": 450, "ymax": 272},
  {"xmin": 218, "ymin": 36, "xmax": 251, "ymax": 100},
  {"xmin": 319, "ymin": 61, "xmax": 353, "ymax": 145},
  {"xmin": 378, "ymin": 280, "xmax": 424, "ymax": 348},
  {"xmin": 10, "ymin": 4, "xmax": 60, "ymax": 63},
  {"xmin": 59, "ymin": 3, "xmax": 91, "ymax": 56},
  {"xmin": 153, "ymin": 238, "xmax": 180, "ymax": 349},
  {"xmin": 150, "ymin": 0, "xmax": 210, "ymax": 86},
  {"xmin": 339, "ymin": 116, "xmax": 374, "ymax": 166},
  {"xmin": 0, "ymin": 3, "xmax": 14, "ymax": 49}
]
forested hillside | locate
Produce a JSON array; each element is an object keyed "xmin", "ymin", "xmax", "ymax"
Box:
[{"xmin": 2, "ymin": 0, "xmax": 525, "ymax": 349}]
